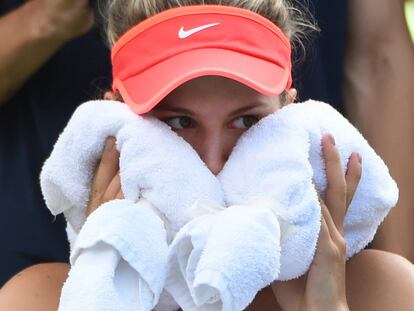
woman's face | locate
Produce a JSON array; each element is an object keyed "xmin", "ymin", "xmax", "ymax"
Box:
[{"xmin": 146, "ymin": 76, "xmax": 296, "ymax": 175}]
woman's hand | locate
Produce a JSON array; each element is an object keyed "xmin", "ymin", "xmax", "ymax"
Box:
[
  {"xmin": 271, "ymin": 134, "xmax": 362, "ymax": 311},
  {"xmin": 86, "ymin": 137, "xmax": 124, "ymax": 217}
]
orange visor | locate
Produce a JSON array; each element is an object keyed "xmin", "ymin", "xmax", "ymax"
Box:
[{"xmin": 111, "ymin": 5, "xmax": 292, "ymax": 115}]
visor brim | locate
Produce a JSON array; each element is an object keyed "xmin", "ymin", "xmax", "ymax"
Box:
[{"xmin": 114, "ymin": 48, "xmax": 291, "ymax": 115}]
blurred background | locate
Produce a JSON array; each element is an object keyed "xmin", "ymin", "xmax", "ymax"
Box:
[{"xmin": 406, "ymin": 0, "xmax": 414, "ymax": 41}]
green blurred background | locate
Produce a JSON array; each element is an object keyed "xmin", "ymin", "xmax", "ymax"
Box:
[{"xmin": 406, "ymin": 0, "xmax": 414, "ymax": 41}]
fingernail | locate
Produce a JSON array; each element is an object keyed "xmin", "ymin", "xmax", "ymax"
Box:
[
  {"xmin": 328, "ymin": 134, "xmax": 336, "ymax": 146},
  {"xmin": 105, "ymin": 137, "xmax": 114, "ymax": 151},
  {"xmin": 357, "ymin": 152, "xmax": 362, "ymax": 164}
]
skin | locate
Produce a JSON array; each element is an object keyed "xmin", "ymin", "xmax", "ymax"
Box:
[
  {"xmin": 345, "ymin": 0, "xmax": 414, "ymax": 260},
  {"xmin": 0, "ymin": 0, "xmax": 93, "ymax": 105},
  {"xmin": 2, "ymin": 76, "xmax": 414, "ymax": 311}
]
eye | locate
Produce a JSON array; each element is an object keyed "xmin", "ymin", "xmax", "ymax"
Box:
[
  {"xmin": 231, "ymin": 116, "xmax": 259, "ymax": 129},
  {"xmin": 164, "ymin": 116, "xmax": 194, "ymax": 129}
]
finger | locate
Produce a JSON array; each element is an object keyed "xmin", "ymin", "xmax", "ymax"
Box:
[
  {"xmin": 87, "ymin": 137, "xmax": 119, "ymax": 214},
  {"xmin": 318, "ymin": 205, "xmax": 334, "ymax": 247},
  {"xmin": 345, "ymin": 152, "xmax": 362, "ymax": 209},
  {"xmin": 103, "ymin": 171, "xmax": 122, "ymax": 203},
  {"xmin": 321, "ymin": 134, "xmax": 347, "ymax": 233},
  {"xmin": 318, "ymin": 194, "xmax": 335, "ymax": 233},
  {"xmin": 319, "ymin": 196, "xmax": 343, "ymax": 239},
  {"xmin": 316, "ymin": 212, "xmax": 347, "ymax": 264},
  {"xmin": 92, "ymin": 137, "xmax": 120, "ymax": 196}
]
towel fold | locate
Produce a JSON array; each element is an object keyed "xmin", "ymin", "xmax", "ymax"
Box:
[
  {"xmin": 165, "ymin": 200, "xmax": 282, "ymax": 311},
  {"xmin": 59, "ymin": 198, "xmax": 169, "ymax": 311},
  {"xmin": 40, "ymin": 101, "xmax": 136, "ymax": 233},
  {"xmin": 219, "ymin": 113, "xmax": 320, "ymax": 281},
  {"xmin": 116, "ymin": 118, "xmax": 225, "ymax": 236}
]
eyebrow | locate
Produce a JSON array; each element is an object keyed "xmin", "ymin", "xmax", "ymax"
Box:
[
  {"xmin": 153, "ymin": 105, "xmax": 195, "ymax": 116},
  {"xmin": 154, "ymin": 102, "xmax": 269, "ymax": 116},
  {"xmin": 229, "ymin": 102, "xmax": 269, "ymax": 116}
]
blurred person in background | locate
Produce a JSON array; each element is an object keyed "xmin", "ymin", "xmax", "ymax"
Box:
[
  {"xmin": 0, "ymin": 0, "xmax": 111, "ymax": 286},
  {"xmin": 342, "ymin": 0, "xmax": 414, "ymax": 260}
]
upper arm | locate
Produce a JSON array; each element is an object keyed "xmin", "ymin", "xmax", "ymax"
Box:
[
  {"xmin": 345, "ymin": 0, "xmax": 412, "ymax": 82},
  {"xmin": 0, "ymin": 263, "xmax": 69, "ymax": 311},
  {"xmin": 346, "ymin": 0, "xmax": 409, "ymax": 51},
  {"xmin": 346, "ymin": 249, "xmax": 414, "ymax": 311}
]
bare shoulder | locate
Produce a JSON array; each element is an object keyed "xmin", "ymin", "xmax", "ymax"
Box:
[
  {"xmin": 0, "ymin": 263, "xmax": 69, "ymax": 311},
  {"xmin": 346, "ymin": 249, "xmax": 414, "ymax": 311}
]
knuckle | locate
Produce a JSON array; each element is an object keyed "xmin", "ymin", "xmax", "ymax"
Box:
[
  {"xmin": 340, "ymin": 190, "xmax": 347, "ymax": 204},
  {"xmin": 335, "ymin": 184, "xmax": 347, "ymax": 198},
  {"xmin": 336, "ymin": 236, "xmax": 347, "ymax": 254},
  {"xmin": 324, "ymin": 239, "xmax": 346, "ymax": 261},
  {"xmin": 326, "ymin": 247, "xmax": 341, "ymax": 261}
]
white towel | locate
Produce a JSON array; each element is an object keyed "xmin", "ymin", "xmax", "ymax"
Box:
[
  {"xmin": 41, "ymin": 99, "xmax": 398, "ymax": 311},
  {"xmin": 165, "ymin": 200, "xmax": 282, "ymax": 311},
  {"xmin": 40, "ymin": 100, "xmax": 224, "ymax": 310},
  {"xmin": 220, "ymin": 100, "xmax": 398, "ymax": 280},
  {"xmin": 40, "ymin": 100, "xmax": 136, "ymax": 233},
  {"xmin": 219, "ymin": 113, "xmax": 320, "ymax": 281},
  {"xmin": 40, "ymin": 100, "xmax": 224, "ymax": 239},
  {"xmin": 58, "ymin": 199, "xmax": 169, "ymax": 311},
  {"xmin": 165, "ymin": 100, "xmax": 398, "ymax": 310},
  {"xmin": 116, "ymin": 118, "xmax": 224, "ymax": 236}
]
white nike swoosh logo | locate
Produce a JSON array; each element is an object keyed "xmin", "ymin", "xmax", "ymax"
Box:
[{"xmin": 178, "ymin": 23, "xmax": 220, "ymax": 39}]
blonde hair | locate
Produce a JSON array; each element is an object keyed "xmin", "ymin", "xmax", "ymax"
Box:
[{"xmin": 100, "ymin": 0, "xmax": 317, "ymax": 51}]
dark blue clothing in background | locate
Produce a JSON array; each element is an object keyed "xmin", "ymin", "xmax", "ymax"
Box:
[
  {"xmin": 0, "ymin": 0, "xmax": 346, "ymax": 286},
  {"xmin": 294, "ymin": 0, "xmax": 347, "ymax": 113},
  {"xmin": 0, "ymin": 2, "xmax": 111, "ymax": 286}
]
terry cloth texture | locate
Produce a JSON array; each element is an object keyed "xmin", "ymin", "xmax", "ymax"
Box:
[{"xmin": 40, "ymin": 100, "xmax": 398, "ymax": 311}]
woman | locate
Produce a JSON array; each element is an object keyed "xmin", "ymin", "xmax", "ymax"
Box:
[{"xmin": 1, "ymin": 1, "xmax": 414, "ymax": 310}]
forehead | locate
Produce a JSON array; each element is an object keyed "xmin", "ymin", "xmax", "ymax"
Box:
[{"xmin": 157, "ymin": 76, "xmax": 279, "ymax": 112}]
